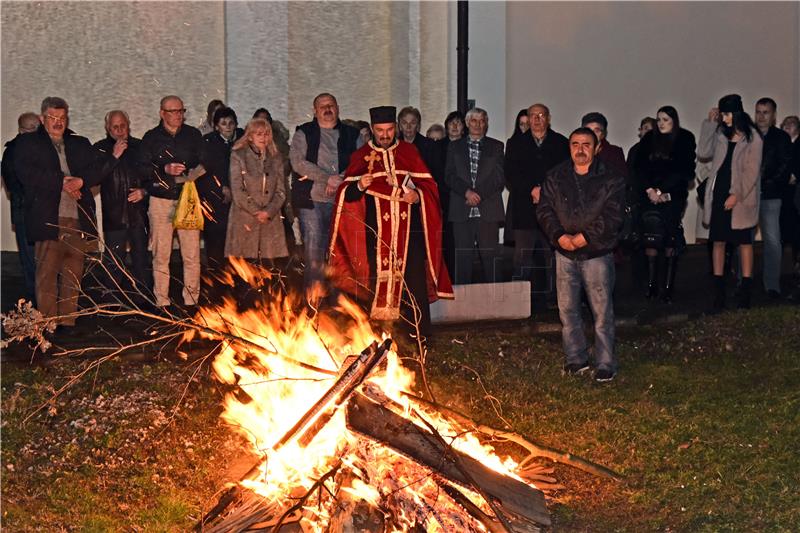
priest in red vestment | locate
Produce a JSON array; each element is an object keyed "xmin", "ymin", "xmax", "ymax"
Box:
[{"xmin": 328, "ymin": 106, "xmax": 453, "ymax": 336}]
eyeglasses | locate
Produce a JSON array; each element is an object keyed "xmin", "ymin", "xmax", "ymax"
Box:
[
  {"xmin": 45, "ymin": 114, "xmax": 67, "ymax": 123},
  {"xmin": 530, "ymin": 112, "xmax": 548, "ymax": 120},
  {"xmin": 162, "ymin": 108, "xmax": 186, "ymax": 115}
]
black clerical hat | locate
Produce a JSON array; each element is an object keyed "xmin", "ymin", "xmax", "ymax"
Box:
[{"xmin": 369, "ymin": 106, "xmax": 396, "ymax": 124}]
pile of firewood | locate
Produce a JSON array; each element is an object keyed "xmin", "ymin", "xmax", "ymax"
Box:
[{"xmin": 197, "ymin": 339, "xmax": 621, "ymax": 533}]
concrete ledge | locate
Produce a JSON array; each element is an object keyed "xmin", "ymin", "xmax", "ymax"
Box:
[{"xmin": 431, "ymin": 281, "xmax": 531, "ymax": 324}]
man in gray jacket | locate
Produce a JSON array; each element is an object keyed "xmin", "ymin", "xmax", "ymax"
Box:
[
  {"xmin": 444, "ymin": 108, "xmax": 505, "ymax": 284},
  {"xmin": 289, "ymin": 93, "xmax": 361, "ymax": 297}
]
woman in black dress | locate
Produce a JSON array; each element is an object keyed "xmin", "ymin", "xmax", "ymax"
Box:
[
  {"xmin": 635, "ymin": 106, "xmax": 696, "ymax": 302},
  {"xmin": 503, "ymin": 109, "xmax": 530, "ymax": 248},
  {"xmin": 698, "ymin": 94, "xmax": 763, "ymax": 310}
]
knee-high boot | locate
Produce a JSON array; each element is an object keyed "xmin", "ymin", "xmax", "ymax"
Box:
[
  {"xmin": 712, "ymin": 274, "xmax": 726, "ymax": 311},
  {"xmin": 661, "ymin": 255, "xmax": 678, "ymax": 303},
  {"xmin": 737, "ymin": 276, "xmax": 752, "ymax": 309},
  {"xmin": 646, "ymin": 255, "xmax": 658, "ymax": 299}
]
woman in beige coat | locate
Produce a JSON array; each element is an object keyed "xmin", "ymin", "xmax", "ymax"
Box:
[
  {"xmin": 697, "ymin": 94, "xmax": 762, "ymax": 310},
  {"xmin": 225, "ymin": 118, "xmax": 288, "ymax": 268}
]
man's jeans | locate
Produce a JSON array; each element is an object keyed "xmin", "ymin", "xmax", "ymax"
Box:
[
  {"xmin": 759, "ymin": 198, "xmax": 782, "ymax": 293},
  {"xmin": 555, "ymin": 251, "xmax": 616, "ymax": 372},
  {"xmin": 297, "ymin": 201, "xmax": 334, "ymax": 291}
]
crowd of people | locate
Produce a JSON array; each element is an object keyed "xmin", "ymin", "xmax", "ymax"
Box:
[{"xmin": 2, "ymin": 92, "xmax": 799, "ymax": 382}]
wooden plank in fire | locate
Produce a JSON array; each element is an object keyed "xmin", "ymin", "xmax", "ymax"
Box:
[{"xmin": 345, "ymin": 392, "xmax": 551, "ymax": 529}]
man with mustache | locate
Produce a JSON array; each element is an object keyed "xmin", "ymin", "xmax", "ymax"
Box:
[
  {"xmin": 289, "ymin": 93, "xmax": 361, "ymax": 299},
  {"xmin": 537, "ymin": 127, "xmax": 626, "ymax": 383},
  {"xmin": 14, "ymin": 97, "xmax": 109, "ymax": 327},
  {"xmin": 328, "ymin": 106, "xmax": 453, "ymax": 340}
]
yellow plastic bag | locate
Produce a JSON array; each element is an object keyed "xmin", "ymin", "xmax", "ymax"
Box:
[{"xmin": 173, "ymin": 181, "xmax": 204, "ymax": 230}]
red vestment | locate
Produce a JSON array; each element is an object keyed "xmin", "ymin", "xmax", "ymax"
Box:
[{"xmin": 328, "ymin": 140, "xmax": 453, "ymax": 320}]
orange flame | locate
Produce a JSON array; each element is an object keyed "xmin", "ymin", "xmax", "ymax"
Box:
[{"xmin": 197, "ymin": 259, "xmax": 534, "ymax": 530}]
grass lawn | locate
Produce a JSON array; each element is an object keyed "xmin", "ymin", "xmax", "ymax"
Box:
[{"xmin": 1, "ymin": 305, "xmax": 798, "ymax": 531}]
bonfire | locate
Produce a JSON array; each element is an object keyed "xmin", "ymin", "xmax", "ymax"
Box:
[
  {"xmin": 188, "ymin": 259, "xmax": 617, "ymax": 532},
  {"xmin": 2, "ymin": 257, "xmax": 620, "ymax": 532}
]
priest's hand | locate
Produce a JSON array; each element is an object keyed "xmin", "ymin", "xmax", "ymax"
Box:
[
  {"xmin": 465, "ymin": 189, "xmax": 481, "ymax": 206},
  {"xmin": 358, "ymin": 174, "xmax": 374, "ymax": 191},
  {"xmin": 403, "ymin": 189, "xmax": 420, "ymax": 204}
]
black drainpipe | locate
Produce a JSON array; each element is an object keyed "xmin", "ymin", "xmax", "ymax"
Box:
[{"xmin": 457, "ymin": 1, "xmax": 469, "ymax": 115}]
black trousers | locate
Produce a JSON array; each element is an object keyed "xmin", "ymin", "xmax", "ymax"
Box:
[
  {"xmin": 103, "ymin": 226, "xmax": 151, "ymax": 297},
  {"xmin": 452, "ymin": 218, "xmax": 500, "ymax": 284},
  {"xmin": 202, "ymin": 211, "xmax": 229, "ymax": 273}
]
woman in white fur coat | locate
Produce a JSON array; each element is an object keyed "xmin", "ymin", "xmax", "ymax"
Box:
[{"xmin": 697, "ymin": 94, "xmax": 762, "ymax": 310}]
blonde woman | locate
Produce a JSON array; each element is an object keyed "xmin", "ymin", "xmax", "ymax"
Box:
[{"xmin": 225, "ymin": 118, "xmax": 288, "ymax": 269}]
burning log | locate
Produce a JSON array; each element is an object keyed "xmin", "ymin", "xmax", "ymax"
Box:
[
  {"xmin": 345, "ymin": 392, "xmax": 551, "ymax": 529},
  {"xmin": 399, "ymin": 390, "xmax": 623, "ymax": 481},
  {"xmin": 198, "ymin": 339, "xmax": 393, "ymax": 530}
]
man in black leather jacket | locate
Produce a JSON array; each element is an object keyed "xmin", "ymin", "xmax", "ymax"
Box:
[
  {"xmin": 537, "ymin": 127, "xmax": 625, "ymax": 383},
  {"xmin": 95, "ymin": 110, "xmax": 151, "ymax": 298},
  {"xmin": 14, "ymin": 97, "xmax": 110, "ymax": 326}
]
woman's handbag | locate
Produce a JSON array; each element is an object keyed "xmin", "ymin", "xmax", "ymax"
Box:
[
  {"xmin": 173, "ymin": 181, "xmax": 205, "ymax": 230},
  {"xmin": 619, "ymin": 201, "xmax": 641, "ymax": 248}
]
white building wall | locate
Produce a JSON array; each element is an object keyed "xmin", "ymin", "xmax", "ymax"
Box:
[
  {"xmin": 2, "ymin": 1, "xmax": 798, "ymax": 251},
  {"xmin": 503, "ymin": 1, "xmax": 800, "ymax": 243}
]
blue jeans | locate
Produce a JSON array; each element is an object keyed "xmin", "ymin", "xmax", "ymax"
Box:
[
  {"xmin": 556, "ymin": 251, "xmax": 616, "ymax": 372},
  {"xmin": 759, "ymin": 198, "xmax": 782, "ymax": 293},
  {"xmin": 297, "ymin": 201, "xmax": 334, "ymax": 290}
]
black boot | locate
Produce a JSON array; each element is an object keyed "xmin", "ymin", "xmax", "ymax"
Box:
[
  {"xmin": 661, "ymin": 256, "xmax": 678, "ymax": 303},
  {"xmin": 645, "ymin": 255, "xmax": 658, "ymax": 299},
  {"xmin": 712, "ymin": 274, "xmax": 726, "ymax": 311},
  {"xmin": 737, "ymin": 277, "xmax": 752, "ymax": 309}
]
